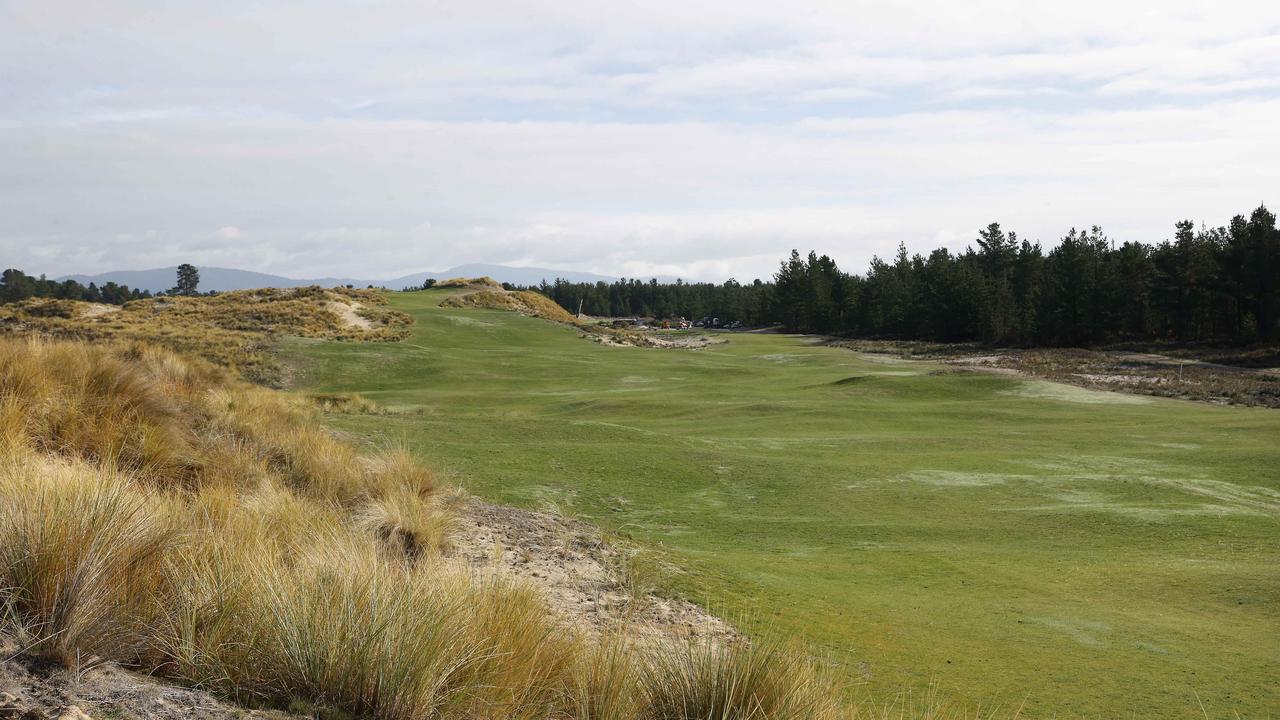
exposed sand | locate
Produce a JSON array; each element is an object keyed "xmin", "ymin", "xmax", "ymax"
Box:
[
  {"xmin": 448, "ymin": 497, "xmax": 733, "ymax": 644},
  {"xmin": 591, "ymin": 332, "xmax": 724, "ymax": 350},
  {"xmin": 326, "ymin": 300, "xmax": 373, "ymax": 329},
  {"xmin": 78, "ymin": 303, "xmax": 120, "ymax": 319}
]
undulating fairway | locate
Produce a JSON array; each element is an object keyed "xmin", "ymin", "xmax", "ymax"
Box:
[{"xmin": 284, "ymin": 290, "xmax": 1280, "ymax": 718}]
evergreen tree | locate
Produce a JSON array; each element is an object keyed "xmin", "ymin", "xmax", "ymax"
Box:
[
  {"xmin": 0, "ymin": 269, "xmax": 35, "ymax": 302},
  {"xmin": 171, "ymin": 264, "xmax": 201, "ymax": 296}
]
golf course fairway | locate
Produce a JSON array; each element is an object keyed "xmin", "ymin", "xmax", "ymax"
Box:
[{"xmin": 283, "ymin": 290, "xmax": 1280, "ymax": 718}]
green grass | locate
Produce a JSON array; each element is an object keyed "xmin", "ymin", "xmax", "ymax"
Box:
[{"xmin": 283, "ymin": 289, "xmax": 1280, "ymax": 719}]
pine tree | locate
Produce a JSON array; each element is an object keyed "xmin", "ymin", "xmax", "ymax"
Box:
[{"xmin": 171, "ymin": 264, "xmax": 200, "ymax": 296}]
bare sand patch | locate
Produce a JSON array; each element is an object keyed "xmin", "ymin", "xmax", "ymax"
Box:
[
  {"xmin": 326, "ymin": 300, "xmax": 373, "ymax": 329},
  {"xmin": 447, "ymin": 497, "xmax": 733, "ymax": 644},
  {"xmin": 78, "ymin": 303, "xmax": 120, "ymax": 319},
  {"xmin": 592, "ymin": 332, "xmax": 723, "ymax": 350},
  {"xmin": 1074, "ymin": 373, "xmax": 1162, "ymax": 384}
]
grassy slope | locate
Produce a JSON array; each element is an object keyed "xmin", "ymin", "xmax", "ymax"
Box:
[{"xmin": 284, "ymin": 289, "xmax": 1280, "ymax": 718}]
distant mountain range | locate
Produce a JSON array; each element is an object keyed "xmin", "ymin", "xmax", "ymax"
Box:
[{"xmin": 57, "ymin": 263, "xmax": 631, "ymax": 293}]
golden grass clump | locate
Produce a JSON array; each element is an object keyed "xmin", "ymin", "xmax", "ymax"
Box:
[
  {"xmin": 441, "ymin": 288, "xmax": 580, "ymax": 324},
  {"xmin": 641, "ymin": 635, "xmax": 844, "ymax": 720},
  {"xmin": 307, "ymin": 391, "xmax": 388, "ymax": 414},
  {"xmin": 435, "ymin": 276, "xmax": 503, "ymax": 289},
  {"xmin": 0, "ymin": 286, "xmax": 412, "ymax": 384},
  {"xmin": 0, "ymin": 456, "xmax": 177, "ymax": 665},
  {"xmin": 0, "ymin": 336, "xmax": 855, "ymax": 719}
]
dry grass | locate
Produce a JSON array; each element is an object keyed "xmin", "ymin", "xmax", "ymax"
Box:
[
  {"xmin": 0, "ymin": 460, "xmax": 177, "ymax": 666},
  {"xmin": 641, "ymin": 635, "xmax": 845, "ymax": 720},
  {"xmin": 440, "ymin": 286, "xmax": 580, "ymax": 325},
  {"xmin": 0, "ymin": 337, "xmax": 864, "ymax": 719},
  {"xmin": 307, "ymin": 391, "xmax": 390, "ymax": 414},
  {"xmin": 435, "ymin": 276, "xmax": 503, "ymax": 289},
  {"xmin": 0, "ymin": 286, "xmax": 411, "ymax": 384},
  {"xmin": 603, "ymin": 541, "xmax": 671, "ymax": 602}
]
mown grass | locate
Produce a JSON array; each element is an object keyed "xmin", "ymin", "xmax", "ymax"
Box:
[
  {"xmin": 285, "ymin": 289, "xmax": 1280, "ymax": 718},
  {"xmin": 0, "ymin": 286, "xmax": 411, "ymax": 384},
  {"xmin": 0, "ymin": 336, "xmax": 856, "ymax": 720}
]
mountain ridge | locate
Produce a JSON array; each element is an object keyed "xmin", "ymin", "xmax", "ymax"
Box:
[{"xmin": 56, "ymin": 263, "xmax": 645, "ymax": 293}]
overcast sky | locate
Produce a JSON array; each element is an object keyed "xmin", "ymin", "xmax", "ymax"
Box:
[{"xmin": 3, "ymin": 1, "xmax": 1278, "ymax": 282}]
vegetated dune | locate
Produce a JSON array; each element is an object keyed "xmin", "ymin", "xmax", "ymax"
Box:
[
  {"xmin": 0, "ymin": 337, "xmax": 846, "ymax": 720},
  {"xmin": 439, "ymin": 282, "xmax": 580, "ymax": 324},
  {"xmin": 435, "ymin": 275, "xmax": 504, "ymax": 289},
  {"xmin": 0, "ymin": 286, "xmax": 411, "ymax": 384}
]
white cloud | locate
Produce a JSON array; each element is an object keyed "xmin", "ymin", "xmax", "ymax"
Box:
[{"xmin": 0, "ymin": 1, "xmax": 1277, "ymax": 280}]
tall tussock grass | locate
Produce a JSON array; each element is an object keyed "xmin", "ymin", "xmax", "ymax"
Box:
[
  {"xmin": 0, "ymin": 459, "xmax": 176, "ymax": 665},
  {"xmin": 0, "ymin": 336, "xmax": 859, "ymax": 719},
  {"xmin": 642, "ymin": 635, "xmax": 844, "ymax": 720}
]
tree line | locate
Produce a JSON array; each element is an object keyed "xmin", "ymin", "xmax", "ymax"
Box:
[
  {"xmin": 531, "ymin": 277, "xmax": 774, "ymax": 326},
  {"xmin": 0, "ymin": 268, "xmax": 153, "ymax": 305},
  {"xmin": 1, "ymin": 264, "xmax": 204, "ymax": 305},
  {"xmin": 533, "ymin": 204, "xmax": 1279, "ymax": 345}
]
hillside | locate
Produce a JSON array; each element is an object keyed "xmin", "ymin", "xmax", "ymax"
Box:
[
  {"xmin": 437, "ymin": 277, "xmax": 581, "ymax": 324},
  {"xmin": 0, "ymin": 286, "xmax": 410, "ymax": 384}
]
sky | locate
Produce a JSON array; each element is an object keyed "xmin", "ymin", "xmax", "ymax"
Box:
[{"xmin": 2, "ymin": 1, "xmax": 1279, "ymax": 282}]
